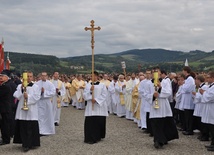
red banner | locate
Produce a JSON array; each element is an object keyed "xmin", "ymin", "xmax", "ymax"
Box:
[{"xmin": 0, "ymin": 44, "xmax": 4, "ymax": 72}]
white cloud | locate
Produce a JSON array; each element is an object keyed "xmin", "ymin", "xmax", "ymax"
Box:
[{"xmin": 0, "ymin": 0, "xmax": 214, "ymax": 57}]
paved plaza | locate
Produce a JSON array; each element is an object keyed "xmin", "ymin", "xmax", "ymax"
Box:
[{"xmin": 0, "ymin": 106, "xmax": 212, "ymax": 155}]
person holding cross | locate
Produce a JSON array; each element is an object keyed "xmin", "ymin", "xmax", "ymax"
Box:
[{"xmin": 83, "ymin": 71, "xmax": 108, "ymax": 144}]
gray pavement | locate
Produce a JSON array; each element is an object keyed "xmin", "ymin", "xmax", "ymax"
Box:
[{"xmin": 0, "ymin": 106, "xmax": 213, "ymax": 155}]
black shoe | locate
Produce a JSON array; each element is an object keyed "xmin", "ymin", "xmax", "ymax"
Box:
[
  {"xmin": 200, "ymin": 137, "xmax": 209, "ymax": 141},
  {"xmin": 207, "ymin": 147, "xmax": 214, "ymax": 151},
  {"xmin": 177, "ymin": 128, "xmax": 185, "ymax": 131},
  {"xmin": 182, "ymin": 131, "xmax": 194, "ymax": 135},
  {"xmin": 197, "ymin": 135, "xmax": 202, "ymax": 140},
  {"xmin": 39, "ymin": 134, "xmax": 46, "ymax": 137},
  {"xmin": 54, "ymin": 122, "xmax": 59, "ymax": 126},
  {"xmin": 0, "ymin": 140, "xmax": 9, "ymax": 146},
  {"xmin": 154, "ymin": 142, "xmax": 163, "ymax": 149},
  {"xmin": 205, "ymin": 145, "xmax": 214, "ymax": 149},
  {"xmin": 143, "ymin": 130, "xmax": 149, "ymax": 134},
  {"xmin": 23, "ymin": 147, "xmax": 30, "ymax": 152},
  {"xmin": 149, "ymin": 134, "xmax": 153, "ymax": 137},
  {"xmin": 84, "ymin": 141, "xmax": 96, "ymax": 144}
]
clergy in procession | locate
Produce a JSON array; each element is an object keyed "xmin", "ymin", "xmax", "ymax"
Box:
[
  {"xmin": 125, "ymin": 73, "xmax": 138, "ymax": 120},
  {"xmin": 70, "ymin": 76, "xmax": 78, "ymax": 107},
  {"xmin": 100, "ymin": 74, "xmax": 112, "ymax": 114},
  {"xmin": 150, "ymin": 70, "xmax": 178, "ymax": 149},
  {"xmin": 200, "ymin": 71, "xmax": 214, "ymax": 152},
  {"xmin": 83, "ymin": 71, "xmax": 108, "ymax": 144},
  {"xmin": 115, "ymin": 74, "xmax": 126, "ymax": 117},
  {"xmin": 62, "ymin": 77, "xmax": 72, "ymax": 107},
  {"xmin": 180, "ymin": 66, "xmax": 195, "ymax": 135},
  {"xmin": 50, "ymin": 72, "xmax": 66, "ymax": 126},
  {"xmin": 175, "ymin": 73, "xmax": 186, "ymax": 131},
  {"xmin": 132, "ymin": 72, "xmax": 145, "ymax": 128},
  {"xmin": 192, "ymin": 74, "xmax": 209, "ymax": 141},
  {"xmin": 108, "ymin": 75, "xmax": 119, "ymax": 115},
  {"xmin": 138, "ymin": 69, "xmax": 153, "ymax": 132},
  {"xmin": 72, "ymin": 74, "xmax": 86, "ymax": 110},
  {"xmin": 36, "ymin": 72, "xmax": 56, "ymax": 136},
  {"xmin": 13, "ymin": 71, "xmax": 41, "ymax": 152}
]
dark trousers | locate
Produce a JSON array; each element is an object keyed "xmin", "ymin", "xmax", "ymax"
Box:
[
  {"xmin": 0, "ymin": 113, "xmax": 10, "ymax": 143},
  {"xmin": 201, "ymin": 123, "xmax": 210, "ymax": 139},
  {"xmin": 184, "ymin": 109, "xmax": 194, "ymax": 133},
  {"xmin": 146, "ymin": 112, "xmax": 152, "ymax": 135},
  {"xmin": 193, "ymin": 116, "xmax": 201, "ymax": 131},
  {"xmin": 209, "ymin": 124, "xmax": 214, "ymax": 145},
  {"xmin": 178, "ymin": 110, "xmax": 186, "ymax": 130}
]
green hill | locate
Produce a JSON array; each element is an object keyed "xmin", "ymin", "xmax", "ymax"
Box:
[{"xmin": 4, "ymin": 49, "xmax": 214, "ymax": 75}]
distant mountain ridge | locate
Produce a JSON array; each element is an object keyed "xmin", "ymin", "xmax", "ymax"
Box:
[{"xmin": 5, "ymin": 48, "xmax": 214, "ymax": 74}]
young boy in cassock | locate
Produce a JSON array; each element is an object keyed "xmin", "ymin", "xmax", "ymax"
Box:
[
  {"xmin": 83, "ymin": 71, "xmax": 108, "ymax": 144},
  {"xmin": 150, "ymin": 70, "xmax": 179, "ymax": 149},
  {"xmin": 200, "ymin": 71, "xmax": 214, "ymax": 152},
  {"xmin": 13, "ymin": 71, "xmax": 41, "ymax": 152}
]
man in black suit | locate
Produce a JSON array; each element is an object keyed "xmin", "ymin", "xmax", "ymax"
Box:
[{"xmin": 0, "ymin": 70, "xmax": 12, "ymax": 145}]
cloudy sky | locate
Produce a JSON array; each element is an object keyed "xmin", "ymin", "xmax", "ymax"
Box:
[{"xmin": 0, "ymin": 0, "xmax": 214, "ymax": 57}]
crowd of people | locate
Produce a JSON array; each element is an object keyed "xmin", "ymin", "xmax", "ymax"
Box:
[{"xmin": 0, "ymin": 66, "xmax": 214, "ymax": 152}]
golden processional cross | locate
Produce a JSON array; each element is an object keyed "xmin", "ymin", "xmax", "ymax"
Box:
[{"xmin": 85, "ymin": 20, "xmax": 101, "ymax": 110}]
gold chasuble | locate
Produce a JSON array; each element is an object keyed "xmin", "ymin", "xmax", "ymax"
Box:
[
  {"xmin": 100, "ymin": 79, "xmax": 111, "ymax": 88},
  {"xmin": 63, "ymin": 82, "xmax": 71, "ymax": 103},
  {"xmin": 51, "ymin": 79, "xmax": 63, "ymax": 108},
  {"xmin": 132, "ymin": 82, "xmax": 141, "ymax": 119},
  {"xmin": 69, "ymin": 78, "xmax": 78, "ymax": 96},
  {"xmin": 118, "ymin": 81, "xmax": 126, "ymax": 105}
]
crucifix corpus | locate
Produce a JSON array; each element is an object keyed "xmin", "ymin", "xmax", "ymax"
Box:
[{"xmin": 85, "ymin": 20, "xmax": 101, "ymax": 110}]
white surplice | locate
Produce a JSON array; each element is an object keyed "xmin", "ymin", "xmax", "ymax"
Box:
[
  {"xmin": 83, "ymin": 82, "xmax": 108, "ymax": 117},
  {"xmin": 36, "ymin": 80, "xmax": 56, "ymax": 135},
  {"xmin": 180, "ymin": 76, "xmax": 195, "ymax": 110},
  {"xmin": 14, "ymin": 83, "xmax": 41, "ymax": 121},
  {"xmin": 149, "ymin": 77, "xmax": 172, "ymax": 118},
  {"xmin": 201, "ymin": 82, "xmax": 214, "ymax": 125},
  {"xmin": 193, "ymin": 83, "xmax": 209, "ymax": 117}
]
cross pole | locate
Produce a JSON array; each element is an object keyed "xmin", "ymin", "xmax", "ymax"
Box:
[{"xmin": 85, "ymin": 20, "xmax": 101, "ymax": 110}]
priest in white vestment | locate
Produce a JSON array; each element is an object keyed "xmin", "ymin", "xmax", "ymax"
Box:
[
  {"xmin": 115, "ymin": 74, "xmax": 126, "ymax": 117},
  {"xmin": 100, "ymin": 74, "xmax": 112, "ymax": 114},
  {"xmin": 51, "ymin": 72, "xmax": 66, "ymax": 126},
  {"xmin": 138, "ymin": 70, "xmax": 154, "ymax": 132},
  {"xmin": 108, "ymin": 75, "xmax": 119, "ymax": 115},
  {"xmin": 62, "ymin": 77, "xmax": 72, "ymax": 107},
  {"xmin": 125, "ymin": 73, "xmax": 137, "ymax": 120},
  {"xmin": 73, "ymin": 74, "xmax": 85, "ymax": 110},
  {"xmin": 36, "ymin": 72, "xmax": 56, "ymax": 135},
  {"xmin": 83, "ymin": 71, "xmax": 108, "ymax": 144}
]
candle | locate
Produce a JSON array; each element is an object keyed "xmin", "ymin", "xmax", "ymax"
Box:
[
  {"xmin": 23, "ymin": 72, "xmax": 28, "ymax": 87},
  {"xmin": 153, "ymin": 72, "xmax": 158, "ymax": 86}
]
